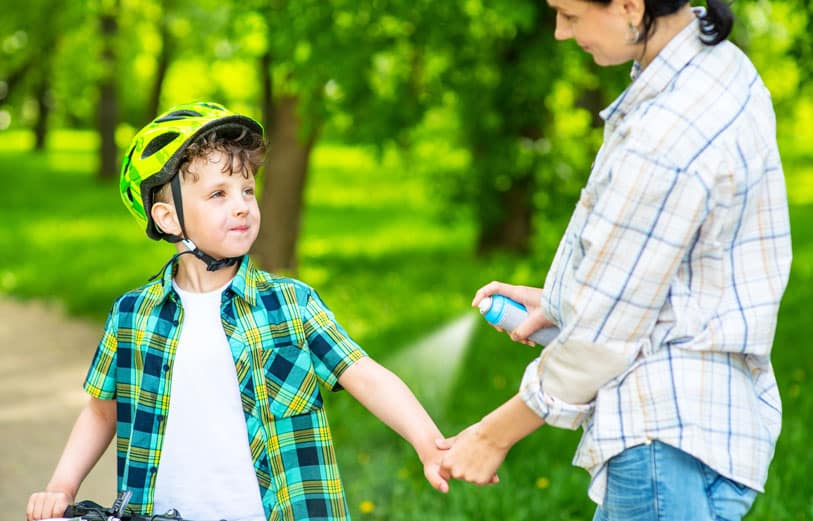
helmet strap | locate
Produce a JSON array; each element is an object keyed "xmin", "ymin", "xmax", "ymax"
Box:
[
  {"xmin": 170, "ymin": 174, "xmax": 187, "ymax": 239},
  {"xmin": 180, "ymin": 238, "xmax": 241, "ymax": 272},
  {"xmin": 161, "ymin": 174, "xmax": 241, "ymax": 274}
]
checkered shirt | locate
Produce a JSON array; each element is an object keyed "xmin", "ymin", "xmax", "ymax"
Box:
[
  {"xmin": 519, "ymin": 15, "xmax": 792, "ymax": 504},
  {"xmin": 85, "ymin": 255, "xmax": 366, "ymax": 520}
]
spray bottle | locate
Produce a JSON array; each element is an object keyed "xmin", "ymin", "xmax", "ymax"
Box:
[{"xmin": 478, "ymin": 294, "xmax": 560, "ymax": 346}]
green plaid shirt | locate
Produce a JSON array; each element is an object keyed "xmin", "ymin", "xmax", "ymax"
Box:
[{"xmin": 85, "ymin": 255, "xmax": 366, "ymax": 520}]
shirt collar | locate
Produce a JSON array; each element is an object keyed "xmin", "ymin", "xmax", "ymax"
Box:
[
  {"xmin": 600, "ymin": 8, "xmax": 706, "ymax": 125},
  {"xmin": 229, "ymin": 255, "xmax": 260, "ymax": 306},
  {"xmin": 150, "ymin": 254, "xmax": 259, "ymax": 306}
]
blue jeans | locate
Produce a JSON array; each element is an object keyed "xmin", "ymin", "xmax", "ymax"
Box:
[{"xmin": 592, "ymin": 441, "xmax": 758, "ymax": 521}]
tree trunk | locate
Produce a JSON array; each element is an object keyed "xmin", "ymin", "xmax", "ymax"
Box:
[
  {"xmin": 97, "ymin": 6, "xmax": 119, "ymax": 180},
  {"xmin": 146, "ymin": 1, "xmax": 171, "ymax": 121},
  {"xmin": 254, "ymin": 95, "xmax": 316, "ymax": 274},
  {"xmin": 260, "ymin": 49, "xmax": 274, "ymax": 134},
  {"xmin": 33, "ymin": 74, "xmax": 51, "ymax": 151},
  {"xmin": 475, "ymin": 172, "xmax": 534, "ymax": 255},
  {"xmin": 33, "ymin": 57, "xmax": 51, "ymax": 151}
]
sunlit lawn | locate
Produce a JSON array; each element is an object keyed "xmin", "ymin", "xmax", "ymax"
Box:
[{"xmin": 1, "ymin": 130, "xmax": 811, "ymax": 519}]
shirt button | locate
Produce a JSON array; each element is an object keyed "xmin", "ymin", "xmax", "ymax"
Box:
[
  {"xmin": 643, "ymin": 437, "xmax": 652, "ymax": 445},
  {"xmin": 157, "ymin": 415, "xmax": 164, "ymax": 423},
  {"xmin": 163, "ymin": 364, "xmax": 170, "ymax": 371},
  {"xmin": 150, "ymin": 466, "xmax": 157, "ymax": 473}
]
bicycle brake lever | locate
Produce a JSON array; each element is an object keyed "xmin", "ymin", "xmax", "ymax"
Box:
[{"xmin": 111, "ymin": 490, "xmax": 133, "ymax": 517}]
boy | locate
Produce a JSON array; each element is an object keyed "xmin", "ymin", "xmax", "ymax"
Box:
[{"xmin": 27, "ymin": 102, "xmax": 448, "ymax": 521}]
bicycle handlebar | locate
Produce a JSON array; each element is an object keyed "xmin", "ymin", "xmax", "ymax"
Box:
[{"xmin": 45, "ymin": 495, "xmax": 227, "ymax": 521}]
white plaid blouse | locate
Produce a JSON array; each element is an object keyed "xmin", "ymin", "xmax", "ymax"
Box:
[{"xmin": 519, "ymin": 15, "xmax": 792, "ymax": 504}]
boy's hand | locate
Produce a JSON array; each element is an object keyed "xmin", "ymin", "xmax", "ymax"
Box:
[
  {"xmin": 419, "ymin": 445, "xmax": 451, "ymax": 494},
  {"xmin": 26, "ymin": 490, "xmax": 74, "ymax": 521}
]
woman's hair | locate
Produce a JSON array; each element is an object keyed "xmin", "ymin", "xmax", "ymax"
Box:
[{"xmin": 593, "ymin": 0, "xmax": 734, "ymax": 45}]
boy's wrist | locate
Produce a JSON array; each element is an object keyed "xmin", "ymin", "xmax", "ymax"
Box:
[
  {"xmin": 412, "ymin": 428, "xmax": 445, "ymax": 464},
  {"xmin": 45, "ymin": 481, "xmax": 77, "ymax": 499}
]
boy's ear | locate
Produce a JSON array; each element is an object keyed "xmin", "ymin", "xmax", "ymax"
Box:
[{"xmin": 151, "ymin": 202, "xmax": 182, "ymax": 237}]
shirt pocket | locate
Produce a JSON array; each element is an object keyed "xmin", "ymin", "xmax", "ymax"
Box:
[{"xmin": 263, "ymin": 343, "xmax": 323, "ymax": 418}]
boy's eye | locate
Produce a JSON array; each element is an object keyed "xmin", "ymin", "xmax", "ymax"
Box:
[
  {"xmin": 210, "ymin": 190, "xmax": 225, "ymax": 198},
  {"xmin": 244, "ymin": 187, "xmax": 255, "ymax": 196}
]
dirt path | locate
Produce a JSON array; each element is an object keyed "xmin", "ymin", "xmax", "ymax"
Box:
[{"xmin": 0, "ymin": 296, "xmax": 116, "ymax": 516}]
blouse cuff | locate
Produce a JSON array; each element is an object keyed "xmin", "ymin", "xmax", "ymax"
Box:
[{"xmin": 519, "ymin": 357, "xmax": 593, "ymax": 430}]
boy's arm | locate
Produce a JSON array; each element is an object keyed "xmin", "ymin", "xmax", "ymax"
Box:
[
  {"xmin": 27, "ymin": 397, "xmax": 116, "ymax": 521},
  {"xmin": 337, "ymin": 356, "xmax": 450, "ymax": 493}
]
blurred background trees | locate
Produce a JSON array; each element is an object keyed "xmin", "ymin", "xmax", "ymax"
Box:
[
  {"xmin": 1, "ymin": 3, "xmax": 811, "ymax": 518},
  {"xmin": 1, "ymin": 0, "xmax": 810, "ymax": 272}
]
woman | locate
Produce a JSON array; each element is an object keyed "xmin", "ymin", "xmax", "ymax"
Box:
[{"xmin": 437, "ymin": 0, "xmax": 792, "ymax": 519}]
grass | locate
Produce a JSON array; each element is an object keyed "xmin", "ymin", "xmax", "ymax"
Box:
[{"xmin": 1, "ymin": 129, "xmax": 812, "ymax": 519}]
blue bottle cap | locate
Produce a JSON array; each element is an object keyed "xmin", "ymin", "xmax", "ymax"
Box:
[{"xmin": 479, "ymin": 296, "xmax": 505, "ymax": 325}]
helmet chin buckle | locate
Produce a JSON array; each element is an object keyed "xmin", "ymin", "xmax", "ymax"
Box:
[{"xmin": 181, "ymin": 238, "xmax": 240, "ymax": 272}]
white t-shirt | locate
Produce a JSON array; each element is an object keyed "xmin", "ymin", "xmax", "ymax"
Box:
[{"xmin": 152, "ymin": 281, "xmax": 266, "ymax": 521}]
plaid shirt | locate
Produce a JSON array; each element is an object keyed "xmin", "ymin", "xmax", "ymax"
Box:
[
  {"xmin": 85, "ymin": 255, "xmax": 366, "ymax": 520},
  {"xmin": 519, "ymin": 15, "xmax": 792, "ymax": 504}
]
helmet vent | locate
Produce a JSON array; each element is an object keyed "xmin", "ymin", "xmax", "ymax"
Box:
[
  {"xmin": 154, "ymin": 110, "xmax": 203, "ymax": 123},
  {"xmin": 141, "ymin": 132, "xmax": 180, "ymax": 159}
]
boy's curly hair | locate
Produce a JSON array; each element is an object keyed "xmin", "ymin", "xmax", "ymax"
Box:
[{"xmin": 155, "ymin": 127, "xmax": 266, "ymax": 203}]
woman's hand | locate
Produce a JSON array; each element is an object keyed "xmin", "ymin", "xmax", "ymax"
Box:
[
  {"xmin": 472, "ymin": 281, "xmax": 553, "ymax": 346},
  {"xmin": 436, "ymin": 423, "xmax": 504, "ymax": 486},
  {"xmin": 436, "ymin": 395, "xmax": 545, "ymax": 487}
]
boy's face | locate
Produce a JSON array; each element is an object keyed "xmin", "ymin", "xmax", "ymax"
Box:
[{"xmin": 179, "ymin": 149, "xmax": 260, "ymax": 259}]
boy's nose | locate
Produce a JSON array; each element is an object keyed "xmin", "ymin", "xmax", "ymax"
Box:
[{"xmin": 232, "ymin": 195, "xmax": 249, "ymax": 215}]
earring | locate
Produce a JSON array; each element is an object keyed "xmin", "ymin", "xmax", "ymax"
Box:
[{"xmin": 627, "ymin": 22, "xmax": 640, "ymax": 43}]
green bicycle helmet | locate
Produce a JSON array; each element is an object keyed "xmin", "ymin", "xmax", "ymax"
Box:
[{"xmin": 120, "ymin": 101, "xmax": 264, "ymax": 242}]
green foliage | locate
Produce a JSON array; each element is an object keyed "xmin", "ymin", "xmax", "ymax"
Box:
[
  {"xmin": 3, "ymin": 0, "xmax": 811, "ymax": 256},
  {"xmin": 2, "ymin": 133, "xmax": 813, "ymax": 519}
]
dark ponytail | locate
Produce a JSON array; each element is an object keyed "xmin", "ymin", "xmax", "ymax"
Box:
[
  {"xmin": 698, "ymin": 0, "xmax": 734, "ymax": 45},
  {"xmin": 591, "ymin": 0, "xmax": 735, "ymax": 46}
]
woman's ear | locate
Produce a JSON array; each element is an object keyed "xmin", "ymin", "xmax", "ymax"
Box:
[
  {"xmin": 621, "ymin": 0, "xmax": 645, "ymax": 25},
  {"xmin": 151, "ymin": 202, "xmax": 182, "ymax": 237}
]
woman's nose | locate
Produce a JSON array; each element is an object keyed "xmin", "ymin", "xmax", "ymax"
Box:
[{"xmin": 554, "ymin": 16, "xmax": 572, "ymax": 40}]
